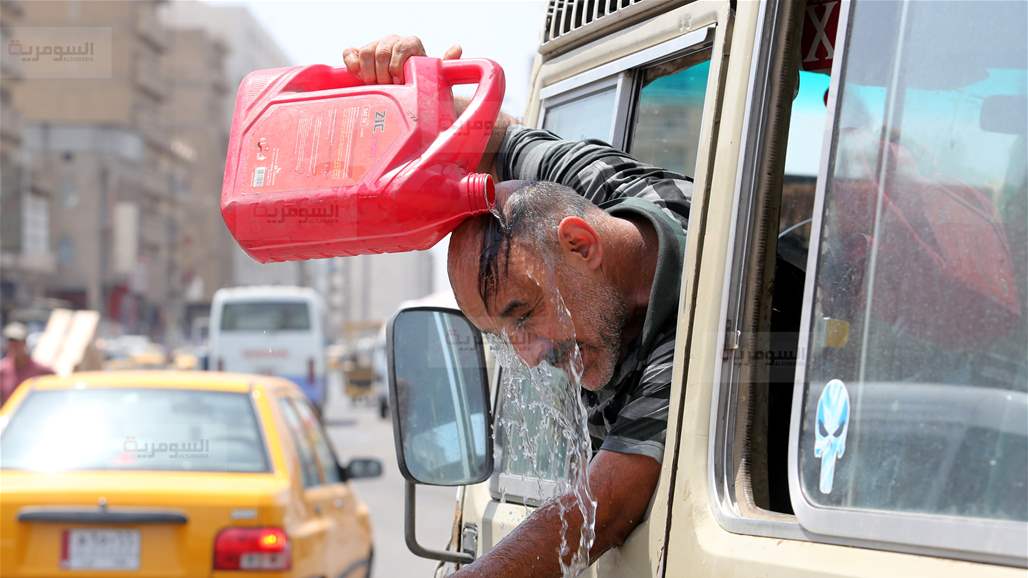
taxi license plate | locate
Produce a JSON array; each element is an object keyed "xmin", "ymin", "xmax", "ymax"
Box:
[{"xmin": 61, "ymin": 529, "xmax": 140, "ymax": 570}]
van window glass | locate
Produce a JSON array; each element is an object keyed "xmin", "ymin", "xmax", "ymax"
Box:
[
  {"xmin": 798, "ymin": 0, "xmax": 1027, "ymax": 522},
  {"xmin": 495, "ymin": 369, "xmax": 569, "ymax": 480},
  {"xmin": 277, "ymin": 397, "xmax": 322, "ymax": 487},
  {"xmin": 628, "ymin": 51, "xmax": 711, "ymax": 178},
  {"xmin": 221, "ymin": 301, "xmax": 311, "ymax": 332},
  {"xmin": 542, "ymin": 86, "xmax": 617, "ymax": 142}
]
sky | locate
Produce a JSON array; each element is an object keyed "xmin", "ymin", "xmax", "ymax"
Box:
[
  {"xmin": 211, "ymin": 0, "xmax": 549, "ymax": 293},
  {"xmin": 219, "ymin": 0, "xmax": 547, "ymax": 116}
]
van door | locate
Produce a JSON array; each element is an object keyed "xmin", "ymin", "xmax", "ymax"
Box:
[
  {"xmin": 455, "ymin": 2, "xmax": 728, "ymax": 575},
  {"xmin": 667, "ymin": 0, "xmax": 1027, "ymax": 576}
]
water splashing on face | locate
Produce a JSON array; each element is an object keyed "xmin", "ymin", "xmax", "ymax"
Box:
[{"xmin": 487, "ymin": 293, "xmax": 597, "ymax": 577}]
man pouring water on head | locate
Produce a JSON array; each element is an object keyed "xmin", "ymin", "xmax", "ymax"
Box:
[{"xmin": 345, "ymin": 36, "xmax": 691, "ymax": 577}]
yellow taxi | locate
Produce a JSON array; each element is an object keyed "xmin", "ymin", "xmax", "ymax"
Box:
[{"xmin": 0, "ymin": 371, "xmax": 381, "ymax": 577}]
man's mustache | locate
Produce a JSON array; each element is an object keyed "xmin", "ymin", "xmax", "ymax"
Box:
[{"xmin": 543, "ymin": 340, "xmax": 577, "ymax": 366}]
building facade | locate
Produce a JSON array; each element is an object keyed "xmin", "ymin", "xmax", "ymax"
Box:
[
  {"xmin": 0, "ymin": 0, "xmax": 58, "ymax": 332},
  {"xmin": 1, "ymin": 0, "xmax": 283, "ymax": 342},
  {"xmin": 9, "ymin": 0, "xmax": 184, "ymax": 340},
  {"xmin": 161, "ymin": 0, "xmax": 302, "ymax": 289},
  {"xmin": 160, "ymin": 26, "xmax": 234, "ymax": 333}
]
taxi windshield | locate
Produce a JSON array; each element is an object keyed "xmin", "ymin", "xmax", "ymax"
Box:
[{"xmin": 0, "ymin": 389, "xmax": 270, "ymax": 473}]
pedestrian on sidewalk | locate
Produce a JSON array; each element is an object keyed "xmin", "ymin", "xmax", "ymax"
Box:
[{"xmin": 0, "ymin": 322, "xmax": 53, "ymax": 407}]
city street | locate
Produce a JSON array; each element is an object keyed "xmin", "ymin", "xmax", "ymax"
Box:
[
  {"xmin": 322, "ymin": 374, "xmax": 457, "ymax": 578},
  {"xmin": 2, "ymin": 1, "xmax": 1025, "ymax": 578}
]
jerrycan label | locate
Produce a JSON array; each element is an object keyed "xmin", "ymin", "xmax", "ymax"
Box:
[{"xmin": 241, "ymin": 94, "xmax": 406, "ymax": 195}]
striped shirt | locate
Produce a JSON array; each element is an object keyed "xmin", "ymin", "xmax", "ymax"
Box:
[{"xmin": 498, "ymin": 126, "xmax": 691, "ymax": 463}]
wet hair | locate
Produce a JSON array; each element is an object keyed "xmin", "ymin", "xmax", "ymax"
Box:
[{"xmin": 476, "ymin": 180, "xmax": 598, "ymax": 302}]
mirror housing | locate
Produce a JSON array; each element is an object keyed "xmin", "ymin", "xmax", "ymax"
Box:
[
  {"xmin": 387, "ymin": 306, "xmax": 493, "ymax": 486},
  {"xmin": 342, "ymin": 457, "xmax": 383, "ymax": 481}
]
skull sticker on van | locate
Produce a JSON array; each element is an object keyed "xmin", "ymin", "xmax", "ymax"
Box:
[{"xmin": 814, "ymin": 378, "xmax": 850, "ymax": 494}]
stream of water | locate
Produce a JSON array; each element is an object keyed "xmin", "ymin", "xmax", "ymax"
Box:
[{"xmin": 487, "ymin": 328, "xmax": 597, "ymax": 576}]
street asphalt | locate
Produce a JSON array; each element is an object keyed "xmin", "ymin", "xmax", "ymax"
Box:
[{"xmin": 323, "ymin": 375, "xmax": 457, "ymax": 578}]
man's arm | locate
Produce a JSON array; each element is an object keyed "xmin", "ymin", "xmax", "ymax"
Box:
[
  {"xmin": 453, "ymin": 96, "xmax": 514, "ymax": 177},
  {"xmin": 454, "ymin": 450, "xmax": 660, "ymax": 578},
  {"xmin": 493, "ymin": 127, "xmax": 692, "ymax": 226},
  {"xmin": 341, "ymin": 36, "xmax": 689, "ymax": 221}
]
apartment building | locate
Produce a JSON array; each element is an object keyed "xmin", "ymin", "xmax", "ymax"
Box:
[
  {"xmin": 0, "ymin": 0, "xmax": 57, "ymax": 330},
  {"xmin": 9, "ymin": 0, "xmax": 183, "ymax": 338},
  {"xmin": 160, "ymin": 26, "xmax": 234, "ymax": 331},
  {"xmin": 161, "ymin": 0, "xmax": 302, "ymax": 289}
]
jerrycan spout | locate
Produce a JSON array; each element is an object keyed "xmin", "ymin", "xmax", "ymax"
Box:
[{"xmin": 460, "ymin": 173, "xmax": 496, "ymax": 212}]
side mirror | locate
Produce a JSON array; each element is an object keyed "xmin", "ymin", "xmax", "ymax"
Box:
[
  {"xmin": 388, "ymin": 306, "xmax": 491, "ymax": 565},
  {"xmin": 342, "ymin": 457, "xmax": 383, "ymax": 480},
  {"xmin": 388, "ymin": 306, "xmax": 493, "ymax": 486}
]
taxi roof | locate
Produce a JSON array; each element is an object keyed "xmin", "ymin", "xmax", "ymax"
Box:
[{"xmin": 22, "ymin": 371, "xmax": 296, "ymax": 394}]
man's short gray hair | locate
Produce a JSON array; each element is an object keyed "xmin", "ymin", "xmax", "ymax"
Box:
[{"xmin": 476, "ymin": 180, "xmax": 599, "ymax": 302}]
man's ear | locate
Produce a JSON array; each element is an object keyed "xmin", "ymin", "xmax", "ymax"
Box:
[{"xmin": 557, "ymin": 216, "xmax": 603, "ymax": 269}]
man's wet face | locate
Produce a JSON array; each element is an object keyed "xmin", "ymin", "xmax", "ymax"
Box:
[{"xmin": 451, "ymin": 239, "xmax": 626, "ymax": 390}]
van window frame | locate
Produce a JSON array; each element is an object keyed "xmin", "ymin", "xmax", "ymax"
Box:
[
  {"xmin": 491, "ymin": 25, "xmax": 716, "ymax": 508},
  {"xmin": 538, "ymin": 27, "xmax": 711, "ymax": 150},
  {"xmin": 539, "ymin": 75, "xmax": 626, "ymax": 147},
  {"xmin": 707, "ymin": 0, "xmax": 811, "ymax": 542}
]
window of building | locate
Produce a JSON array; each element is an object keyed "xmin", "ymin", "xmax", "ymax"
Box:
[
  {"xmin": 0, "ymin": 156, "xmax": 23, "ymax": 252},
  {"xmin": 22, "ymin": 194, "xmax": 49, "ymax": 256},
  {"xmin": 61, "ymin": 175, "xmax": 79, "ymax": 208},
  {"xmin": 57, "ymin": 236, "xmax": 75, "ymax": 266}
]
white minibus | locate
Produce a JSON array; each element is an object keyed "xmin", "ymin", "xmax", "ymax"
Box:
[{"xmin": 210, "ymin": 286, "xmax": 327, "ymax": 412}]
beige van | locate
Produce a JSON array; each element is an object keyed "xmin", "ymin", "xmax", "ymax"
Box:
[{"xmin": 387, "ymin": 1, "xmax": 1027, "ymax": 576}]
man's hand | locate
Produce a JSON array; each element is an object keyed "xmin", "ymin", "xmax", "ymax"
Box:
[
  {"xmin": 454, "ymin": 450, "xmax": 661, "ymax": 578},
  {"xmin": 343, "ymin": 35, "xmax": 462, "ymax": 85},
  {"xmin": 342, "ymin": 35, "xmax": 513, "ymax": 175}
]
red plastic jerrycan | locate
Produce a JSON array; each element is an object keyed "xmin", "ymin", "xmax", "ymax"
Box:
[{"xmin": 221, "ymin": 56, "xmax": 504, "ymax": 262}]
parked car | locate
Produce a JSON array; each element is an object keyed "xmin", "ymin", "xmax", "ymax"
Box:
[
  {"xmin": 100, "ymin": 335, "xmax": 167, "ymax": 371},
  {"xmin": 0, "ymin": 371, "xmax": 381, "ymax": 577}
]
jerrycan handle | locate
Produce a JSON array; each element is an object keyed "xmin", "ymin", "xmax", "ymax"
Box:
[{"xmin": 434, "ymin": 58, "xmax": 506, "ymax": 173}]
